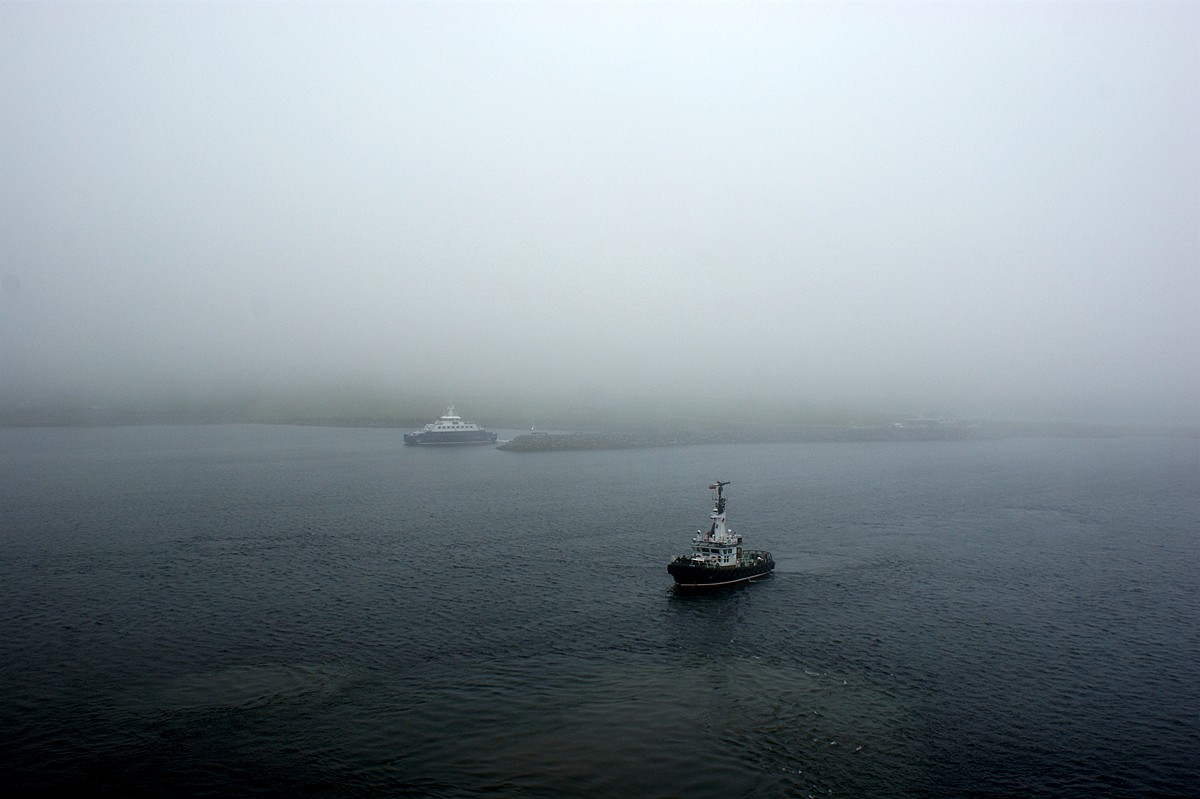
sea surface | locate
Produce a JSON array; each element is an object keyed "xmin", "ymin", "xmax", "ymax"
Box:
[{"xmin": 1, "ymin": 425, "xmax": 1197, "ymax": 798}]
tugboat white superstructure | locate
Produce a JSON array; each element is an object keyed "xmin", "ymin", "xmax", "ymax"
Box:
[
  {"xmin": 667, "ymin": 481, "xmax": 774, "ymax": 588},
  {"xmin": 403, "ymin": 405, "xmax": 498, "ymax": 445}
]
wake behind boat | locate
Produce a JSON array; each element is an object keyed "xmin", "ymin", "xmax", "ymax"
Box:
[
  {"xmin": 403, "ymin": 405, "xmax": 498, "ymax": 445},
  {"xmin": 667, "ymin": 481, "xmax": 774, "ymax": 588}
]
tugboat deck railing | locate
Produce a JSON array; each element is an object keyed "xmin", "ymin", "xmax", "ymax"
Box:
[{"xmin": 672, "ymin": 549, "xmax": 772, "ymax": 568}]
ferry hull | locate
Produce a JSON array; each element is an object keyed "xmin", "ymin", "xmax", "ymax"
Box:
[
  {"xmin": 667, "ymin": 552, "xmax": 774, "ymax": 588},
  {"xmin": 403, "ymin": 430, "xmax": 498, "ymax": 445}
]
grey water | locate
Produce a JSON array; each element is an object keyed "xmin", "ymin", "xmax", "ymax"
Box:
[{"xmin": 1, "ymin": 425, "xmax": 1197, "ymax": 798}]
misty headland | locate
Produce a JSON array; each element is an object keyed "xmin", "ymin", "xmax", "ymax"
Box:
[
  {"xmin": 0, "ymin": 381, "xmax": 1189, "ymax": 445},
  {"xmin": 2, "ymin": 3, "xmax": 1197, "ymax": 435}
]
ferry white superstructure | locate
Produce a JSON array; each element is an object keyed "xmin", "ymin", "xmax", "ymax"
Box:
[{"xmin": 403, "ymin": 405, "xmax": 498, "ymax": 445}]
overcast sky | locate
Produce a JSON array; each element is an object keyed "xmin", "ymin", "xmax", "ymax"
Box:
[{"xmin": 2, "ymin": 1, "xmax": 1197, "ymax": 423}]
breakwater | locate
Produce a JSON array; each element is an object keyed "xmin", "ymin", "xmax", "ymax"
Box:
[{"xmin": 496, "ymin": 424, "xmax": 980, "ymax": 451}]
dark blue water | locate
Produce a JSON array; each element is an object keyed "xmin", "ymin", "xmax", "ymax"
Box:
[{"xmin": 1, "ymin": 426, "xmax": 1197, "ymax": 798}]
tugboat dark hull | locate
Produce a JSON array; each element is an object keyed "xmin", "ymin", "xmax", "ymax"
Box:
[{"xmin": 668, "ymin": 551, "xmax": 774, "ymax": 588}]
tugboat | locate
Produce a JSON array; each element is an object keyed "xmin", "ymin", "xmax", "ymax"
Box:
[
  {"xmin": 403, "ymin": 405, "xmax": 498, "ymax": 445},
  {"xmin": 668, "ymin": 481, "xmax": 774, "ymax": 588}
]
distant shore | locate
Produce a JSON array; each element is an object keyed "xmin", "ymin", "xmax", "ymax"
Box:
[{"xmin": 2, "ymin": 409, "xmax": 1194, "ymax": 443}]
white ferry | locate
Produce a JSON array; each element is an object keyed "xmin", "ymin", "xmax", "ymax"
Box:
[{"xmin": 403, "ymin": 405, "xmax": 498, "ymax": 445}]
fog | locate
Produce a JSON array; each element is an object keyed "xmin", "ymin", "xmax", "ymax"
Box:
[{"xmin": 2, "ymin": 1, "xmax": 1197, "ymax": 426}]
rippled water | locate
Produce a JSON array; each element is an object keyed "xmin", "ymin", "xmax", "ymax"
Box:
[{"xmin": 1, "ymin": 426, "xmax": 1197, "ymax": 798}]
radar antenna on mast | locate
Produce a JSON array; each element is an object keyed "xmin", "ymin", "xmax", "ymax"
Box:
[{"xmin": 709, "ymin": 480, "xmax": 730, "ymax": 515}]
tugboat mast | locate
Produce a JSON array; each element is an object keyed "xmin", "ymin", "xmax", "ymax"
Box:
[
  {"xmin": 707, "ymin": 481, "xmax": 730, "ymax": 538},
  {"xmin": 710, "ymin": 481, "xmax": 730, "ymax": 516}
]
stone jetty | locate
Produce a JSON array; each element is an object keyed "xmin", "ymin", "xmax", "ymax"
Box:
[{"xmin": 496, "ymin": 422, "xmax": 981, "ymax": 451}]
